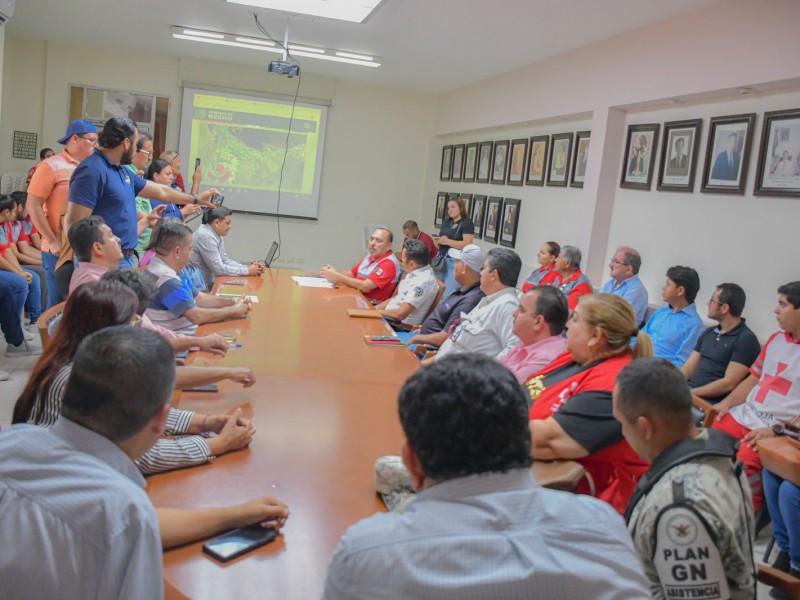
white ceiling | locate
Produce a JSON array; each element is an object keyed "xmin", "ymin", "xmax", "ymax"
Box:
[{"xmin": 7, "ymin": 0, "xmax": 722, "ymax": 94}]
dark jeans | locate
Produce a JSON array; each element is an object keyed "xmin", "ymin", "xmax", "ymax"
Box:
[{"xmin": 0, "ymin": 270, "xmax": 27, "ymax": 346}]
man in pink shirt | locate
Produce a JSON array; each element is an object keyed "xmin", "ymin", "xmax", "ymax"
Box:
[{"xmin": 501, "ymin": 286, "xmax": 569, "ymax": 383}]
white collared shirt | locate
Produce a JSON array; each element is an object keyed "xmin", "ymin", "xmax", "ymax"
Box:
[{"xmin": 385, "ymin": 265, "xmax": 439, "ymax": 326}]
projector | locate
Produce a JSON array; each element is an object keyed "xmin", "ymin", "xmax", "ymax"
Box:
[{"xmin": 269, "ymin": 60, "xmax": 300, "ymax": 78}]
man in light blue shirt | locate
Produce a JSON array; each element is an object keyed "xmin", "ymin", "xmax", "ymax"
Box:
[
  {"xmin": 643, "ymin": 265, "xmax": 706, "ymax": 367},
  {"xmin": 0, "ymin": 326, "xmax": 170, "ymax": 600},
  {"xmin": 322, "ymin": 354, "xmax": 650, "ymax": 600},
  {"xmin": 601, "ymin": 246, "xmax": 649, "ymax": 325}
]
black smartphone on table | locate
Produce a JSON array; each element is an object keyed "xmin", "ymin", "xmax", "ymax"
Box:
[
  {"xmin": 203, "ymin": 524, "xmax": 278, "ymax": 563},
  {"xmin": 195, "ymin": 158, "xmax": 201, "ymax": 170},
  {"xmin": 183, "ymin": 384, "xmax": 219, "ymax": 393}
]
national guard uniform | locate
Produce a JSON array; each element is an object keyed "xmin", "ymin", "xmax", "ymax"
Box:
[{"xmin": 625, "ymin": 429, "xmax": 756, "ymax": 599}]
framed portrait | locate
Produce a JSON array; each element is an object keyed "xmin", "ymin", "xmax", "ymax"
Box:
[
  {"xmin": 570, "ymin": 131, "xmax": 591, "ymax": 188},
  {"xmin": 499, "ymin": 198, "xmax": 521, "ymax": 248},
  {"xmin": 700, "ymin": 113, "xmax": 756, "ymax": 195},
  {"xmin": 459, "ymin": 192, "xmax": 473, "ymax": 217},
  {"xmin": 483, "ymin": 196, "xmax": 503, "ymax": 244},
  {"xmin": 476, "ymin": 141, "xmax": 493, "ymax": 184},
  {"xmin": 657, "ymin": 119, "xmax": 702, "ymax": 192},
  {"xmin": 439, "ymin": 145, "xmax": 453, "ymax": 181},
  {"xmin": 547, "ymin": 133, "xmax": 573, "ymax": 187},
  {"xmin": 525, "ymin": 135, "xmax": 549, "ymax": 186},
  {"xmin": 507, "ymin": 139, "xmax": 528, "ymax": 186},
  {"xmin": 434, "ymin": 192, "xmax": 447, "ymax": 227},
  {"xmin": 754, "ymin": 108, "xmax": 800, "ymax": 197},
  {"xmin": 450, "ymin": 144, "xmax": 465, "ymax": 182},
  {"xmin": 471, "ymin": 194, "xmax": 487, "ymax": 239},
  {"xmin": 620, "ymin": 124, "xmax": 660, "ymax": 190},
  {"xmin": 463, "ymin": 142, "xmax": 478, "ymax": 182},
  {"xmin": 491, "ymin": 140, "xmax": 510, "ymax": 185}
]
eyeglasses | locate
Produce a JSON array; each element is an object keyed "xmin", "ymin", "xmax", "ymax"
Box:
[
  {"xmin": 79, "ymin": 135, "xmax": 98, "ymax": 145},
  {"xmin": 610, "ymin": 259, "xmax": 629, "ymax": 266},
  {"xmin": 138, "ymin": 149, "xmax": 153, "ymax": 157},
  {"xmin": 707, "ymin": 298, "xmax": 725, "ymax": 306}
]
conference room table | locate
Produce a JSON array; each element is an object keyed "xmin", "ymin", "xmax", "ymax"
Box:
[{"xmin": 148, "ymin": 268, "xmax": 584, "ymax": 599}]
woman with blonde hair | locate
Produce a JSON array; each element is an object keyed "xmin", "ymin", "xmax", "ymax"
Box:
[{"xmin": 526, "ymin": 293, "xmax": 652, "ymax": 514}]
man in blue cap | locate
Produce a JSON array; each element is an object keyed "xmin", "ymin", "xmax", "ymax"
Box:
[{"xmin": 27, "ymin": 119, "xmax": 98, "ymax": 307}]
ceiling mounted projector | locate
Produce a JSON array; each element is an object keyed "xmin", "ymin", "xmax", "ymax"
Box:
[{"xmin": 269, "ymin": 60, "xmax": 300, "ymax": 77}]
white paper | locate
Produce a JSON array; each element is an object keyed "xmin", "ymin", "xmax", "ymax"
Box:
[
  {"xmin": 216, "ymin": 293, "xmax": 260, "ymax": 303},
  {"xmin": 291, "ymin": 276, "xmax": 336, "ymax": 288}
]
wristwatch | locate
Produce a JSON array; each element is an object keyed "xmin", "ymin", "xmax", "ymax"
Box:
[
  {"xmin": 192, "ymin": 194, "xmax": 199, "ymax": 205},
  {"xmin": 773, "ymin": 424, "xmax": 785, "ymax": 436}
]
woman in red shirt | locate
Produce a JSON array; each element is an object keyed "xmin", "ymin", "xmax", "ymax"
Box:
[
  {"xmin": 527, "ymin": 293, "xmax": 652, "ymax": 514},
  {"xmin": 521, "ymin": 241, "xmax": 559, "ymax": 292}
]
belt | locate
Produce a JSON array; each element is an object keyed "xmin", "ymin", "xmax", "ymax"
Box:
[{"xmin": 122, "ymin": 249, "xmax": 136, "ymax": 259}]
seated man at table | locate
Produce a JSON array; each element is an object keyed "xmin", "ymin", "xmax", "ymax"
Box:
[
  {"xmin": 713, "ymin": 281, "xmax": 800, "ymax": 512},
  {"xmin": 0, "ymin": 326, "xmax": 168, "ymax": 599},
  {"xmin": 403, "ymin": 244, "xmax": 485, "ymax": 348},
  {"xmin": 377, "ymin": 239, "xmax": 438, "ymax": 327},
  {"xmin": 600, "ymin": 246, "xmax": 649, "ymax": 326},
  {"xmin": 431, "ymin": 247, "xmax": 521, "ymax": 362},
  {"xmin": 323, "ymin": 354, "xmax": 650, "ymax": 599},
  {"xmin": 402, "ymin": 219, "xmax": 436, "ymax": 259},
  {"xmin": 500, "ymin": 285, "xmax": 568, "ymax": 383},
  {"xmin": 616, "ymin": 358, "xmax": 755, "ymax": 600},
  {"xmin": 680, "ymin": 282, "xmax": 761, "ymax": 404},
  {"xmin": 320, "ymin": 227, "xmax": 400, "ymax": 303},
  {"xmin": 143, "ymin": 221, "xmax": 251, "ymax": 335},
  {"xmin": 642, "ymin": 265, "xmax": 705, "ymax": 367},
  {"xmin": 190, "ymin": 206, "xmax": 264, "ymax": 291}
]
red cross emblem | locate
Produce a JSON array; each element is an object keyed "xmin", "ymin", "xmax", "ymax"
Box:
[{"xmin": 754, "ymin": 362, "xmax": 792, "ymax": 404}]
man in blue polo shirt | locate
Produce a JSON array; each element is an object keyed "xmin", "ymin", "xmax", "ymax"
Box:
[
  {"xmin": 642, "ymin": 265, "xmax": 706, "ymax": 367},
  {"xmin": 600, "ymin": 246, "xmax": 649, "ymax": 326},
  {"xmin": 65, "ymin": 117, "xmax": 220, "ymax": 267}
]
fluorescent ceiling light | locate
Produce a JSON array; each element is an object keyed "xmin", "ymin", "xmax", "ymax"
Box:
[
  {"xmin": 335, "ymin": 51, "xmax": 372, "ymax": 61},
  {"xmin": 182, "ymin": 29, "xmax": 224, "ymax": 39},
  {"xmin": 289, "ymin": 45, "xmax": 325, "ymax": 54},
  {"xmin": 225, "ymin": 0, "xmax": 385, "ymax": 24},
  {"xmin": 290, "ymin": 49, "xmax": 379, "ymax": 66},
  {"xmin": 174, "ymin": 34, "xmax": 283, "ymax": 55},
  {"xmin": 234, "ymin": 36, "xmax": 276, "ymax": 46}
]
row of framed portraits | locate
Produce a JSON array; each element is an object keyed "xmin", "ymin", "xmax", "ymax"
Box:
[
  {"xmin": 440, "ymin": 132, "xmax": 591, "ymax": 188},
  {"xmin": 435, "ymin": 192, "xmax": 521, "ymax": 248},
  {"xmin": 621, "ymin": 108, "xmax": 800, "ymax": 197}
]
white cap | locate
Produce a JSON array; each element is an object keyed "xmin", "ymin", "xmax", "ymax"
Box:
[{"xmin": 448, "ymin": 244, "xmax": 485, "ymax": 273}]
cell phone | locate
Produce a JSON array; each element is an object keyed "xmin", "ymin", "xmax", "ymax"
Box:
[
  {"xmin": 370, "ymin": 336, "xmax": 399, "ymax": 342},
  {"xmin": 195, "ymin": 158, "xmax": 201, "ymax": 170},
  {"xmin": 183, "ymin": 384, "xmax": 219, "ymax": 393},
  {"xmin": 202, "ymin": 524, "xmax": 277, "ymax": 563},
  {"xmin": 210, "ymin": 194, "xmax": 224, "ymax": 206}
]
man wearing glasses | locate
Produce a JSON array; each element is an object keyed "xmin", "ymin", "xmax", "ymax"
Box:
[
  {"xmin": 600, "ymin": 246, "xmax": 649, "ymax": 326},
  {"xmin": 680, "ymin": 283, "xmax": 760, "ymax": 405},
  {"xmin": 27, "ymin": 119, "xmax": 98, "ymax": 308}
]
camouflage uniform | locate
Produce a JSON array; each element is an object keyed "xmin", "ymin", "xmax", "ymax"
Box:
[{"xmin": 625, "ymin": 429, "xmax": 755, "ymax": 600}]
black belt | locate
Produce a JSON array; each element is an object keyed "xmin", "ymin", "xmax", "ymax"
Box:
[{"xmin": 122, "ymin": 249, "xmax": 136, "ymax": 259}]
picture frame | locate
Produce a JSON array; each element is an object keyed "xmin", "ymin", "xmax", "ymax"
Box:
[
  {"xmin": 506, "ymin": 138, "xmax": 528, "ymax": 186},
  {"xmin": 547, "ymin": 133, "xmax": 573, "ymax": 187},
  {"xmin": 701, "ymin": 113, "xmax": 756, "ymax": 195},
  {"xmin": 459, "ymin": 192, "xmax": 473, "ymax": 218},
  {"xmin": 476, "ymin": 141, "xmax": 493, "ymax": 184},
  {"xmin": 463, "ymin": 142, "xmax": 478, "ymax": 182},
  {"xmin": 754, "ymin": 108, "xmax": 800, "ymax": 197},
  {"xmin": 483, "ymin": 196, "xmax": 503, "ymax": 244},
  {"xmin": 499, "ymin": 198, "xmax": 520, "ymax": 248},
  {"xmin": 570, "ymin": 131, "xmax": 591, "ymax": 188},
  {"xmin": 620, "ymin": 124, "xmax": 660, "ymax": 190},
  {"xmin": 490, "ymin": 140, "xmax": 510, "ymax": 185},
  {"xmin": 470, "ymin": 194, "xmax": 487, "ymax": 239},
  {"xmin": 450, "ymin": 144, "xmax": 465, "ymax": 182},
  {"xmin": 525, "ymin": 135, "xmax": 549, "ymax": 186},
  {"xmin": 434, "ymin": 192, "xmax": 447, "ymax": 227},
  {"xmin": 657, "ymin": 119, "xmax": 702, "ymax": 192},
  {"xmin": 439, "ymin": 145, "xmax": 453, "ymax": 181}
]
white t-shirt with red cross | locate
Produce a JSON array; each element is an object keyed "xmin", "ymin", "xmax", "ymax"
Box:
[{"xmin": 730, "ymin": 331, "xmax": 800, "ymax": 430}]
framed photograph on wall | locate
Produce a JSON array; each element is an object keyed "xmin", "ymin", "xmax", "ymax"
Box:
[
  {"xmin": 507, "ymin": 139, "xmax": 528, "ymax": 186},
  {"xmin": 525, "ymin": 135, "xmax": 549, "ymax": 186},
  {"xmin": 434, "ymin": 192, "xmax": 447, "ymax": 227},
  {"xmin": 484, "ymin": 196, "xmax": 503, "ymax": 244},
  {"xmin": 476, "ymin": 141, "xmax": 493, "ymax": 184},
  {"xmin": 620, "ymin": 124, "xmax": 660, "ymax": 190},
  {"xmin": 499, "ymin": 198, "xmax": 520, "ymax": 248},
  {"xmin": 450, "ymin": 144, "xmax": 465, "ymax": 182},
  {"xmin": 547, "ymin": 133, "xmax": 573, "ymax": 187},
  {"xmin": 440, "ymin": 146, "xmax": 453, "ymax": 181},
  {"xmin": 754, "ymin": 108, "xmax": 800, "ymax": 197},
  {"xmin": 657, "ymin": 119, "xmax": 702, "ymax": 192},
  {"xmin": 471, "ymin": 194, "xmax": 487, "ymax": 239},
  {"xmin": 459, "ymin": 192, "xmax": 473, "ymax": 217},
  {"xmin": 491, "ymin": 140, "xmax": 510, "ymax": 185},
  {"xmin": 570, "ymin": 131, "xmax": 591, "ymax": 188},
  {"xmin": 463, "ymin": 142, "xmax": 478, "ymax": 182},
  {"xmin": 701, "ymin": 113, "xmax": 756, "ymax": 195}
]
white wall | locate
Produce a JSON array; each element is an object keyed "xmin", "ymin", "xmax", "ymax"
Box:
[{"xmin": 0, "ymin": 37, "xmax": 437, "ymax": 270}]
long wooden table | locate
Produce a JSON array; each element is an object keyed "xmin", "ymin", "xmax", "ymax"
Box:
[{"xmin": 148, "ymin": 268, "xmax": 586, "ymax": 599}]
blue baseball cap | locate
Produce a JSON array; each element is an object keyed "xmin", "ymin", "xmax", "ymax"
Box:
[{"xmin": 57, "ymin": 119, "xmax": 97, "ymax": 145}]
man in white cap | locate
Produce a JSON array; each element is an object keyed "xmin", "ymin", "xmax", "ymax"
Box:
[
  {"xmin": 377, "ymin": 239, "xmax": 439, "ymax": 328},
  {"xmin": 404, "ymin": 244, "xmax": 485, "ymax": 348}
]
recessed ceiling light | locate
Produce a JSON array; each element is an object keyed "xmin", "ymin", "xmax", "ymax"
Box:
[{"xmin": 225, "ymin": 0, "xmax": 386, "ymax": 23}]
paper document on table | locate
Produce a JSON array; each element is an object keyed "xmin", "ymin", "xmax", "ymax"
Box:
[
  {"xmin": 292, "ymin": 276, "xmax": 336, "ymax": 288},
  {"xmin": 216, "ymin": 293, "xmax": 260, "ymax": 303}
]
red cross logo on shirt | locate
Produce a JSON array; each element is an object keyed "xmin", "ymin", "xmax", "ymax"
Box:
[{"xmin": 754, "ymin": 362, "xmax": 792, "ymax": 404}]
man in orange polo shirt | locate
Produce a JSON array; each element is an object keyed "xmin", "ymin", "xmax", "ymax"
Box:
[
  {"xmin": 27, "ymin": 119, "xmax": 98, "ymax": 308},
  {"xmin": 320, "ymin": 227, "xmax": 400, "ymax": 303}
]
